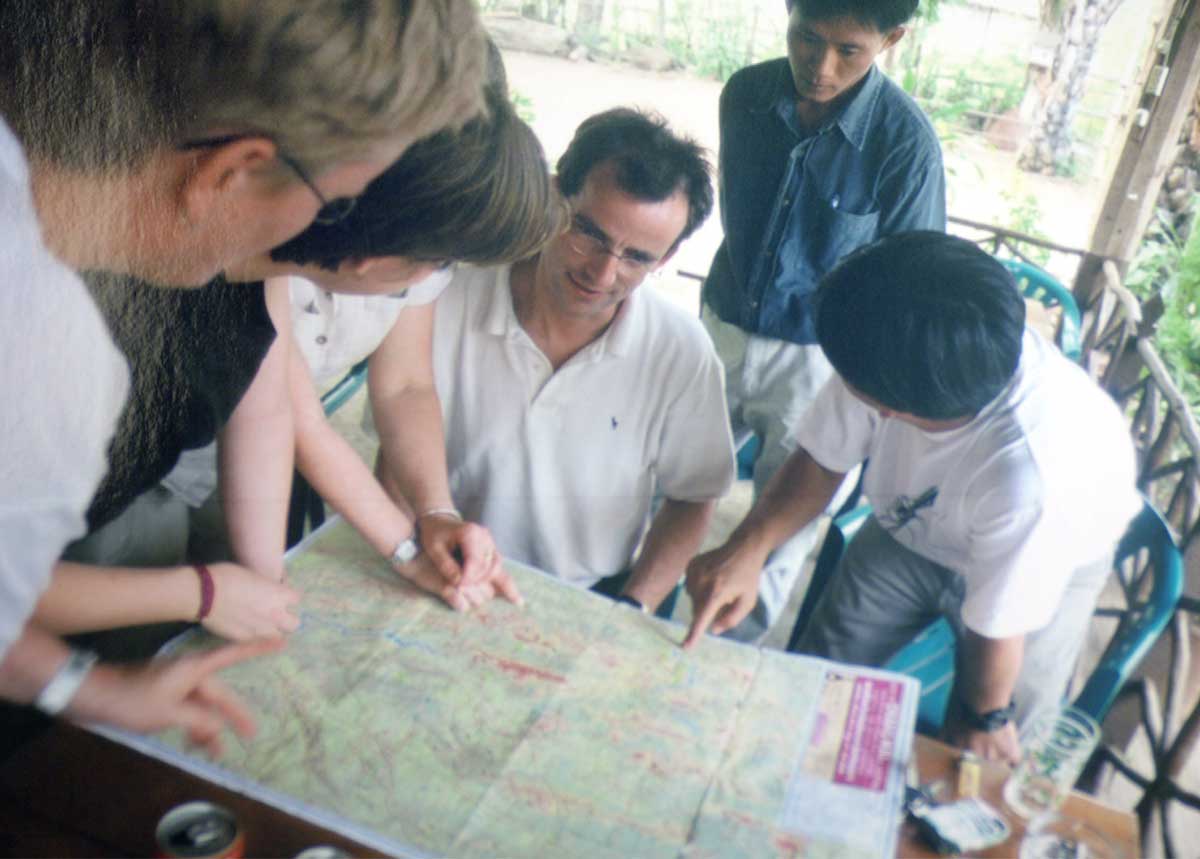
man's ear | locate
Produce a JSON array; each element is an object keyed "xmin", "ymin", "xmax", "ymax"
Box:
[
  {"xmin": 179, "ymin": 136, "xmax": 278, "ymax": 222},
  {"xmin": 349, "ymin": 257, "xmax": 376, "ymax": 276},
  {"xmin": 882, "ymin": 26, "xmax": 906, "ymax": 52}
]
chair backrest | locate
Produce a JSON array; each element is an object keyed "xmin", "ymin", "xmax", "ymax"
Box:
[
  {"xmin": 788, "ymin": 497, "xmax": 1183, "ymax": 734},
  {"xmin": 319, "ymin": 359, "xmax": 369, "ymax": 417},
  {"xmin": 1072, "ymin": 498, "xmax": 1184, "ymax": 722},
  {"xmin": 998, "ymin": 258, "xmax": 1083, "ymax": 362}
]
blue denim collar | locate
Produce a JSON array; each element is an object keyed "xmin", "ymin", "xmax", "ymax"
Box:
[{"xmin": 761, "ymin": 62, "xmax": 884, "ymax": 152}]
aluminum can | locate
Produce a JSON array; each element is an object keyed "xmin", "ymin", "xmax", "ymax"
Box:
[
  {"xmin": 155, "ymin": 801, "xmax": 245, "ymax": 859},
  {"xmin": 293, "ymin": 847, "xmax": 350, "ymax": 859}
]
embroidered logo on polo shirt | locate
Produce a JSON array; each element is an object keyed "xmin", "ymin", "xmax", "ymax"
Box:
[
  {"xmin": 880, "ymin": 486, "xmax": 938, "ymax": 532},
  {"xmin": 611, "ymin": 417, "xmax": 619, "ymax": 429}
]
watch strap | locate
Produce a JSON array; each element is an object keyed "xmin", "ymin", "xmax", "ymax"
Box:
[
  {"xmin": 615, "ymin": 594, "xmax": 647, "ymax": 613},
  {"xmin": 960, "ymin": 699, "xmax": 1016, "ymax": 732},
  {"xmin": 35, "ymin": 649, "xmax": 99, "ymax": 715}
]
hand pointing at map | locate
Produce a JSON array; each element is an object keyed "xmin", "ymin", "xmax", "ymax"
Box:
[{"xmin": 682, "ymin": 539, "xmax": 768, "ymax": 649}]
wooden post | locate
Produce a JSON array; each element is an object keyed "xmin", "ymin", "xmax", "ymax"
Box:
[{"xmin": 1078, "ymin": 0, "xmax": 1200, "ymax": 305}]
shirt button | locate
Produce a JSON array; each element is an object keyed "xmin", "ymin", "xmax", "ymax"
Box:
[{"xmin": 315, "ymin": 335, "xmax": 328, "ymax": 345}]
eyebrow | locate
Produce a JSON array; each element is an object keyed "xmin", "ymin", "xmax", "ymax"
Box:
[{"xmin": 574, "ymin": 213, "xmax": 658, "ymax": 264}]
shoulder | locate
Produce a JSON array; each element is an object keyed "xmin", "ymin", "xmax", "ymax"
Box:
[
  {"xmin": 632, "ymin": 288, "xmax": 720, "ymax": 362},
  {"xmin": 723, "ymin": 58, "xmax": 788, "ymax": 108},
  {"xmin": 867, "ymin": 71, "xmax": 941, "ymax": 149}
]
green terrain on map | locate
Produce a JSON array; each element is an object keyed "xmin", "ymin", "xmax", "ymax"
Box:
[{"xmin": 161, "ymin": 518, "xmax": 875, "ymax": 859}]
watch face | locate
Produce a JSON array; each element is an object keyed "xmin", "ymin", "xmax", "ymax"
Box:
[{"xmin": 393, "ymin": 538, "xmax": 419, "ymax": 565}]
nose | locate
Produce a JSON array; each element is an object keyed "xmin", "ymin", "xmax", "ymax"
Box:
[
  {"xmin": 814, "ymin": 47, "xmax": 837, "ymax": 80},
  {"xmin": 583, "ymin": 250, "xmax": 621, "ymax": 289}
]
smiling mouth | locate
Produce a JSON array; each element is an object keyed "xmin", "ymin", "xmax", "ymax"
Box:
[{"xmin": 567, "ymin": 273, "xmax": 605, "ymax": 298}]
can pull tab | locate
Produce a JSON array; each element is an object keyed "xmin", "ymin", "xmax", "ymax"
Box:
[{"xmin": 184, "ymin": 818, "xmax": 229, "ymax": 848}]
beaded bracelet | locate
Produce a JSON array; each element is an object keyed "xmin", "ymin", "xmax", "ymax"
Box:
[{"xmin": 194, "ymin": 563, "xmax": 215, "ymax": 621}]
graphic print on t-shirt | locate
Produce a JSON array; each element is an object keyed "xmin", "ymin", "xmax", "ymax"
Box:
[{"xmin": 878, "ymin": 486, "xmax": 939, "ymax": 533}]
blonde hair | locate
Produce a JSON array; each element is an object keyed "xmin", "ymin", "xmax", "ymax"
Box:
[{"xmin": 0, "ymin": 0, "xmax": 487, "ymax": 174}]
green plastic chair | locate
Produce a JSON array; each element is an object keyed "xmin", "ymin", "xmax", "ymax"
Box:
[
  {"xmin": 998, "ymin": 258, "xmax": 1083, "ymax": 362},
  {"xmin": 787, "ymin": 496, "xmax": 1183, "ymax": 735}
]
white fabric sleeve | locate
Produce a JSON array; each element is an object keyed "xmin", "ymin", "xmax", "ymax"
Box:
[
  {"xmin": 0, "ymin": 121, "xmax": 128, "ymax": 657},
  {"xmin": 957, "ymin": 456, "xmax": 1066, "ymax": 638},
  {"xmin": 403, "ymin": 267, "xmax": 453, "ymax": 306},
  {"xmin": 654, "ymin": 346, "xmax": 736, "ymax": 503},
  {"xmin": 791, "ymin": 376, "xmax": 877, "ymax": 473}
]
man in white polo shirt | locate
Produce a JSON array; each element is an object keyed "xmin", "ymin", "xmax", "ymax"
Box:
[
  {"xmin": 685, "ymin": 232, "xmax": 1139, "ymax": 763},
  {"xmin": 423, "ymin": 108, "xmax": 736, "ymax": 616}
]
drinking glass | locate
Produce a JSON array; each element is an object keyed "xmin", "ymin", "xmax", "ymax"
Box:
[{"xmin": 1003, "ymin": 705, "xmax": 1100, "ymax": 820}]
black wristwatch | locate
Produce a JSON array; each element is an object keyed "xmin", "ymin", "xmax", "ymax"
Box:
[
  {"xmin": 960, "ymin": 699, "xmax": 1016, "ymax": 732},
  {"xmin": 615, "ymin": 593, "xmax": 647, "ymax": 613}
]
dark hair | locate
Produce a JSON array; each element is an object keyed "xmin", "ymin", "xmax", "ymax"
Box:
[
  {"xmin": 555, "ymin": 108, "xmax": 713, "ymax": 247},
  {"xmin": 269, "ymin": 82, "xmax": 565, "ymax": 271},
  {"xmin": 815, "ymin": 231, "xmax": 1025, "ymax": 420},
  {"xmin": 787, "ymin": 0, "xmax": 919, "ymax": 32}
]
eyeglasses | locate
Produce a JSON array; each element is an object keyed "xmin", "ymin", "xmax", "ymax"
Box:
[
  {"xmin": 564, "ymin": 216, "xmax": 658, "ymax": 279},
  {"xmin": 179, "ymin": 135, "xmax": 357, "ymax": 226}
]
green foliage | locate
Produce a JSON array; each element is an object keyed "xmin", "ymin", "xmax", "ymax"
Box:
[
  {"xmin": 509, "ymin": 88, "xmax": 536, "ymax": 124},
  {"xmin": 1126, "ymin": 210, "xmax": 1200, "ymax": 408},
  {"xmin": 1000, "ymin": 190, "xmax": 1052, "ymax": 267},
  {"xmin": 664, "ymin": 0, "xmax": 764, "ymax": 82}
]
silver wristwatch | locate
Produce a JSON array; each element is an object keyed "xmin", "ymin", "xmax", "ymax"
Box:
[
  {"xmin": 35, "ymin": 648, "xmax": 99, "ymax": 715},
  {"xmin": 391, "ymin": 532, "xmax": 420, "ymax": 566}
]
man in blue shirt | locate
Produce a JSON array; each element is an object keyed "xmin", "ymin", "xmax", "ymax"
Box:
[{"xmin": 702, "ymin": 0, "xmax": 946, "ymax": 641}]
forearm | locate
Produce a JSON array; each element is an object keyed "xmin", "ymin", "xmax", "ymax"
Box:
[
  {"xmin": 956, "ymin": 628, "xmax": 1024, "ymax": 713},
  {"xmin": 726, "ymin": 448, "xmax": 845, "ymax": 561},
  {"xmin": 295, "ymin": 415, "xmax": 413, "ymax": 560},
  {"xmin": 220, "ymin": 282, "xmax": 294, "ymax": 578},
  {"xmin": 367, "ymin": 303, "xmax": 454, "ymax": 516},
  {"xmin": 373, "ymin": 385, "xmax": 454, "ymax": 515},
  {"xmin": 33, "ymin": 561, "xmax": 201, "ymax": 634},
  {"xmin": 625, "ymin": 499, "xmax": 715, "ymax": 610}
]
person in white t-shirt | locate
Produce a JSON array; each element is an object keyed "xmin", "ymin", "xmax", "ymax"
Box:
[
  {"xmin": 685, "ymin": 231, "xmax": 1139, "ymax": 764},
  {"xmin": 36, "ymin": 74, "xmax": 564, "ymax": 641},
  {"xmin": 426, "ymin": 109, "xmax": 736, "ymax": 616},
  {"xmin": 0, "ymin": 0, "xmax": 486, "ymax": 751}
]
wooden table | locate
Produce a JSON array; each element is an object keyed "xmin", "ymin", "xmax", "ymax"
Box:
[
  {"xmin": 904, "ymin": 736, "xmax": 1139, "ymax": 858},
  {"xmin": 0, "ymin": 722, "xmax": 1137, "ymax": 858}
]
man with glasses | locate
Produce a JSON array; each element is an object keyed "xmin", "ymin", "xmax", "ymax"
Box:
[
  {"xmin": 0, "ymin": 0, "xmax": 486, "ymax": 751},
  {"xmin": 421, "ymin": 109, "xmax": 736, "ymax": 616}
]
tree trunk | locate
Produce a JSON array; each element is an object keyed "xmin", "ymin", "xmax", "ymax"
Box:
[
  {"xmin": 1018, "ymin": 0, "xmax": 1126, "ymax": 176},
  {"xmin": 575, "ymin": 0, "xmax": 605, "ymax": 38}
]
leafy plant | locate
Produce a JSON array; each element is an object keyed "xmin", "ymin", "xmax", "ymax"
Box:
[
  {"xmin": 509, "ymin": 88, "xmax": 536, "ymax": 124},
  {"xmin": 1126, "ymin": 208, "xmax": 1200, "ymax": 408}
]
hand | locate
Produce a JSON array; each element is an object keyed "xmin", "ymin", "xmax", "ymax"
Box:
[
  {"xmin": 392, "ymin": 551, "xmax": 523, "ymax": 611},
  {"xmin": 944, "ymin": 718, "xmax": 1021, "ymax": 767},
  {"xmin": 201, "ymin": 563, "xmax": 301, "ymax": 641},
  {"xmin": 417, "ymin": 515, "xmax": 502, "ymax": 587},
  {"xmin": 69, "ymin": 638, "xmax": 284, "ymax": 758},
  {"xmin": 682, "ymin": 541, "xmax": 767, "ymax": 649}
]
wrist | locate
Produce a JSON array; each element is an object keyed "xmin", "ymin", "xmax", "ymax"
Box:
[
  {"xmin": 193, "ymin": 564, "xmax": 215, "ymax": 621},
  {"xmin": 390, "ymin": 528, "xmax": 421, "ymax": 567},
  {"xmin": 615, "ymin": 593, "xmax": 647, "ymax": 613},
  {"xmin": 958, "ymin": 697, "xmax": 1016, "ymax": 733},
  {"xmin": 36, "ymin": 649, "xmax": 99, "ymax": 715}
]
